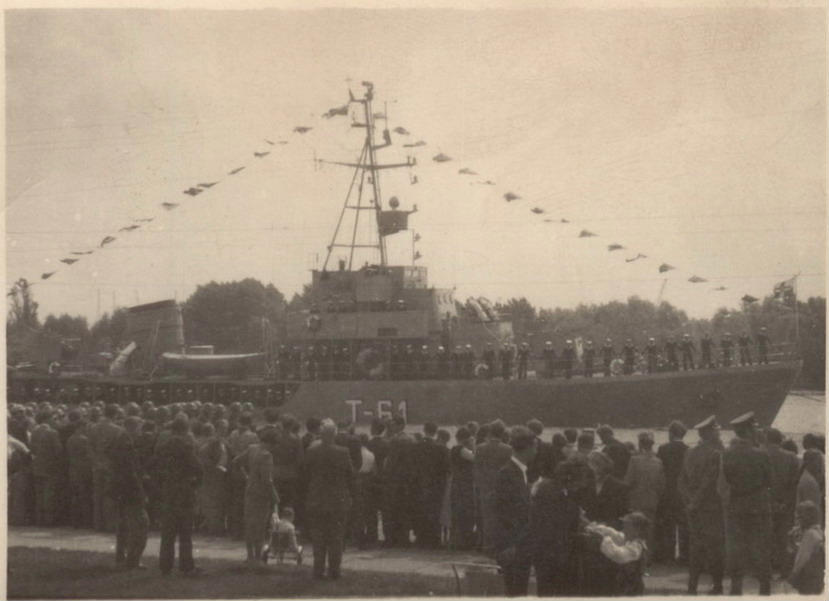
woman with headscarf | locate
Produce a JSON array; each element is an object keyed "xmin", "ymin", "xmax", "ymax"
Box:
[{"xmin": 233, "ymin": 428, "xmax": 279, "ymax": 565}]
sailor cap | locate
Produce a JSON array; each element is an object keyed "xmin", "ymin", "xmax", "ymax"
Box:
[
  {"xmin": 729, "ymin": 411, "xmax": 756, "ymax": 428},
  {"xmin": 694, "ymin": 415, "xmax": 719, "ymax": 431}
]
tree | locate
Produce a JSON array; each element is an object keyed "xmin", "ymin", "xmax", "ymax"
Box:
[
  {"xmin": 89, "ymin": 308, "xmax": 128, "ymax": 352},
  {"xmin": 6, "ymin": 278, "xmax": 39, "ymax": 334},
  {"xmin": 43, "ymin": 313, "xmax": 89, "ymax": 340},
  {"xmin": 182, "ymin": 278, "xmax": 286, "ymax": 353}
]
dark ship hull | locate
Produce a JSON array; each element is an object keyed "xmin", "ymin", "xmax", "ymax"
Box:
[{"xmin": 278, "ymin": 361, "xmax": 801, "ymax": 428}]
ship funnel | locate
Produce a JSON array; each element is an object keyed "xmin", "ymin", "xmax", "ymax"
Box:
[{"xmin": 123, "ymin": 299, "xmax": 185, "ymax": 373}]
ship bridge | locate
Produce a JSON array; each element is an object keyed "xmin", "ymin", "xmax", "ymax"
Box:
[{"xmin": 286, "ymin": 263, "xmax": 456, "ymax": 342}]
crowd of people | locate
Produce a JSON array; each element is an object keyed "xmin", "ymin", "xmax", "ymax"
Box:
[
  {"xmin": 274, "ymin": 328, "xmax": 775, "ymax": 381},
  {"xmin": 7, "ymin": 397, "xmax": 824, "ymax": 596}
]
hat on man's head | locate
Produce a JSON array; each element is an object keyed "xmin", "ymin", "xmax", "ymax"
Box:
[
  {"xmin": 730, "ymin": 412, "xmax": 756, "ymax": 429},
  {"xmin": 694, "ymin": 415, "xmax": 719, "ymax": 431}
]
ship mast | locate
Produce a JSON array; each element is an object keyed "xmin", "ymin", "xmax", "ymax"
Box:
[{"xmin": 320, "ymin": 82, "xmax": 415, "ymax": 270}]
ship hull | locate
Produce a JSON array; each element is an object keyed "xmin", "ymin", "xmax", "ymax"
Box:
[{"xmin": 279, "ymin": 361, "xmax": 801, "ymax": 428}]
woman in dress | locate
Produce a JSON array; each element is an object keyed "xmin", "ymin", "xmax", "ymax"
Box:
[{"xmin": 233, "ymin": 428, "xmax": 279, "ymax": 564}]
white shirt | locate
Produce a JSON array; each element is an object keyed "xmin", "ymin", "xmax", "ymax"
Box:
[
  {"xmin": 358, "ymin": 446, "xmax": 376, "ymax": 474},
  {"xmin": 511, "ymin": 455, "xmax": 528, "ymax": 485}
]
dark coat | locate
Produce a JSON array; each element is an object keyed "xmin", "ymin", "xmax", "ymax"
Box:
[
  {"xmin": 581, "ymin": 475, "xmax": 629, "ymax": 529},
  {"xmin": 304, "ymin": 441, "xmax": 355, "ymax": 514},
  {"xmin": 765, "ymin": 444, "xmax": 800, "ymax": 514},
  {"xmin": 414, "ymin": 438, "xmax": 449, "ymax": 498},
  {"xmin": 526, "ymin": 479, "xmax": 581, "ymax": 565},
  {"xmin": 721, "ymin": 438, "xmax": 771, "ymax": 515},
  {"xmin": 528, "ymin": 439, "xmax": 556, "ymax": 483},
  {"xmin": 153, "ymin": 433, "xmax": 203, "ymax": 506},
  {"xmin": 603, "ymin": 438, "xmax": 632, "ymax": 480},
  {"xmin": 492, "ymin": 459, "xmax": 530, "ymax": 553},
  {"xmin": 657, "ymin": 439, "xmax": 688, "ymax": 508}
]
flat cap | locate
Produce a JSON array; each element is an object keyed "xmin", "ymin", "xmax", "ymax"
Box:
[
  {"xmin": 694, "ymin": 415, "xmax": 719, "ymax": 430},
  {"xmin": 730, "ymin": 411, "xmax": 756, "ymax": 428}
]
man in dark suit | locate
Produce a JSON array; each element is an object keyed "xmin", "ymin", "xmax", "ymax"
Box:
[
  {"xmin": 679, "ymin": 415, "xmax": 725, "ymax": 595},
  {"xmin": 304, "ymin": 418, "xmax": 355, "ymax": 579},
  {"xmin": 656, "ymin": 420, "xmax": 689, "ymax": 564},
  {"xmin": 528, "ymin": 459, "xmax": 591, "ymax": 596},
  {"xmin": 111, "ymin": 419, "xmax": 149, "ymax": 570},
  {"xmin": 719, "ymin": 412, "xmax": 773, "ymax": 595},
  {"xmin": 580, "ymin": 450, "xmax": 629, "ymax": 596},
  {"xmin": 154, "ymin": 414, "xmax": 203, "ymax": 576},
  {"xmin": 597, "ymin": 424, "xmax": 631, "ymax": 480},
  {"xmin": 493, "ymin": 426, "xmax": 537, "ymax": 597},
  {"xmin": 413, "ymin": 422, "xmax": 449, "ymax": 548},
  {"xmin": 382, "ymin": 415, "xmax": 415, "ymax": 547},
  {"xmin": 474, "ymin": 420, "xmax": 514, "ymax": 555}
]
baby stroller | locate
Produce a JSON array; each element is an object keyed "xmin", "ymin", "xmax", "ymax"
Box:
[{"xmin": 262, "ymin": 507, "xmax": 304, "ymax": 566}]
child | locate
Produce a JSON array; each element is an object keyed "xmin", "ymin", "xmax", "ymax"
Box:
[
  {"xmin": 262, "ymin": 507, "xmax": 303, "ymax": 565},
  {"xmin": 787, "ymin": 501, "xmax": 824, "ymax": 594},
  {"xmin": 585, "ymin": 511, "xmax": 650, "ymax": 595}
]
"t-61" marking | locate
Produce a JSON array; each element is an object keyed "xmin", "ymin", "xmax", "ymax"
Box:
[{"xmin": 345, "ymin": 400, "xmax": 407, "ymax": 423}]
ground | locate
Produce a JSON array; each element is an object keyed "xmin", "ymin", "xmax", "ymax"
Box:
[{"xmin": 7, "ymin": 526, "xmax": 791, "ymax": 598}]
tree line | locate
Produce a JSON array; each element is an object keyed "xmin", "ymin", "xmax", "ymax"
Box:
[{"xmin": 7, "ymin": 277, "xmax": 824, "ymax": 389}]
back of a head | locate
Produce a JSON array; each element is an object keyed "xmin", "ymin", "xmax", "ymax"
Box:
[
  {"xmin": 597, "ymin": 424, "xmax": 613, "ymax": 441},
  {"xmin": 306, "ymin": 416, "xmax": 321, "ymax": 434},
  {"xmin": 509, "ymin": 425, "xmax": 535, "ymax": 453},
  {"xmin": 124, "ymin": 416, "xmax": 142, "ymax": 435},
  {"xmin": 68, "ymin": 409, "xmax": 82, "ymax": 423},
  {"xmin": 781, "ymin": 438, "xmax": 799, "ymax": 455},
  {"xmin": 423, "ymin": 422, "xmax": 438, "ymax": 437},
  {"xmin": 552, "ymin": 432, "xmax": 567, "ymax": 448},
  {"xmin": 526, "ymin": 418, "xmax": 544, "ymax": 437},
  {"xmin": 35, "ymin": 410, "xmax": 51, "ymax": 425},
  {"xmin": 456, "ymin": 426, "xmax": 471, "ymax": 443},
  {"xmin": 437, "ymin": 429, "xmax": 450, "ymax": 444},
  {"xmin": 564, "ymin": 428, "xmax": 578, "ymax": 443},
  {"xmin": 802, "ymin": 433, "xmax": 817, "ymax": 450},
  {"xmin": 104, "ymin": 403, "xmax": 119, "ymax": 419},
  {"xmin": 668, "ymin": 420, "xmax": 687, "ymax": 440},
  {"xmin": 765, "ymin": 428, "xmax": 783, "ymax": 446},
  {"xmin": 577, "ymin": 432, "xmax": 595, "ymax": 450},
  {"xmin": 201, "ymin": 422, "xmax": 216, "ymax": 438},
  {"xmin": 319, "ymin": 418, "xmax": 337, "ymax": 442},
  {"xmin": 171, "ymin": 413, "xmax": 189, "ymax": 435},
  {"xmin": 239, "ymin": 412, "xmax": 253, "ymax": 428},
  {"xmin": 489, "ymin": 419, "xmax": 506, "ymax": 440},
  {"xmin": 638, "ymin": 431, "xmax": 654, "ymax": 451},
  {"xmin": 477, "ymin": 424, "xmax": 491, "ymax": 441},
  {"xmin": 466, "ymin": 421, "xmax": 479, "ymax": 435},
  {"xmin": 264, "ymin": 407, "xmax": 280, "ymax": 425}
]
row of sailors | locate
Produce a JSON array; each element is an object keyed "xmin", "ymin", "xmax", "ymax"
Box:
[{"xmin": 275, "ymin": 329, "xmax": 773, "ymax": 381}]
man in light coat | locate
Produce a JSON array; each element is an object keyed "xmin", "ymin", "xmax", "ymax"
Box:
[{"xmin": 624, "ymin": 431, "xmax": 665, "ymax": 555}]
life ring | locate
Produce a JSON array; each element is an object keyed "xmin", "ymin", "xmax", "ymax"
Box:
[
  {"xmin": 610, "ymin": 358, "xmax": 624, "ymax": 376},
  {"xmin": 356, "ymin": 347, "xmax": 384, "ymax": 378},
  {"xmin": 306, "ymin": 314, "xmax": 322, "ymax": 332}
]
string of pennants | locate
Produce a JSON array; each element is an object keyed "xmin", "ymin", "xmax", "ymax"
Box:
[{"xmin": 25, "ymin": 86, "xmax": 789, "ymax": 307}]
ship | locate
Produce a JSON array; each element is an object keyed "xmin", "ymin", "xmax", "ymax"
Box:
[{"xmin": 7, "ymin": 83, "xmax": 801, "ymax": 429}]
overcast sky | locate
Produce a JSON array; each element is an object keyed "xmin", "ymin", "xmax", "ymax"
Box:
[{"xmin": 5, "ymin": 4, "xmax": 826, "ymax": 325}]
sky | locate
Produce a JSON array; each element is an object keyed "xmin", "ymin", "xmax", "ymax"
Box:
[{"xmin": 5, "ymin": 5, "xmax": 827, "ymax": 326}]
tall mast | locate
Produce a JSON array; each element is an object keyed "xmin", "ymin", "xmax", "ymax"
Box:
[{"xmin": 320, "ymin": 82, "xmax": 414, "ymax": 271}]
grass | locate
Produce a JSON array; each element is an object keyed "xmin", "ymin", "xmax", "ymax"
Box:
[{"xmin": 6, "ymin": 547, "xmax": 456, "ymax": 599}]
